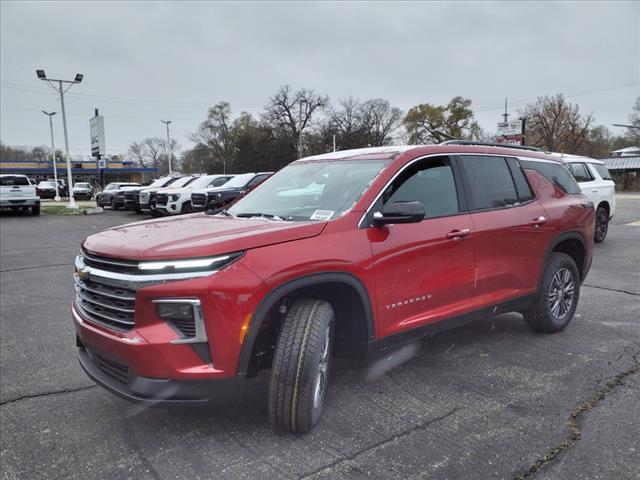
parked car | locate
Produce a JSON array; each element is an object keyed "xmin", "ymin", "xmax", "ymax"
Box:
[
  {"xmin": 139, "ymin": 176, "xmax": 190, "ymax": 215},
  {"xmin": 72, "ymin": 182, "xmax": 93, "ymax": 200},
  {"xmin": 36, "ymin": 180, "xmax": 58, "ymax": 199},
  {"xmin": 155, "ymin": 174, "xmax": 234, "ymax": 215},
  {"xmin": 124, "ymin": 176, "xmax": 180, "ymax": 213},
  {"xmin": 1, "ymin": 174, "xmax": 40, "ymax": 215},
  {"xmin": 143, "ymin": 175, "xmax": 196, "ymax": 215},
  {"xmin": 95, "ymin": 182, "xmax": 140, "ymax": 209},
  {"xmin": 190, "ymin": 172, "xmax": 273, "ymax": 212},
  {"xmin": 561, "ymin": 154, "xmax": 615, "ymax": 242},
  {"xmin": 56, "ymin": 179, "xmax": 68, "ymax": 197},
  {"xmin": 73, "ymin": 143, "xmax": 594, "ymax": 433}
]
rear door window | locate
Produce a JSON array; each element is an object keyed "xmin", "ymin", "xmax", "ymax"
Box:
[
  {"xmin": 457, "ymin": 156, "xmax": 519, "ymax": 211},
  {"xmin": 567, "ymin": 163, "xmax": 593, "ymax": 182}
]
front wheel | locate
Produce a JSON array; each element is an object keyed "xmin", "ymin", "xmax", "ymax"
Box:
[
  {"xmin": 110, "ymin": 197, "xmax": 118, "ymax": 210},
  {"xmin": 594, "ymin": 206, "xmax": 609, "ymax": 243},
  {"xmin": 269, "ymin": 299, "xmax": 334, "ymax": 434},
  {"xmin": 523, "ymin": 252, "xmax": 580, "ymax": 333},
  {"xmin": 180, "ymin": 201, "xmax": 193, "ymax": 214}
]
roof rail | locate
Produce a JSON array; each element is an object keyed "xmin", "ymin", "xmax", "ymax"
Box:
[{"xmin": 440, "ymin": 140, "xmax": 542, "ymax": 152}]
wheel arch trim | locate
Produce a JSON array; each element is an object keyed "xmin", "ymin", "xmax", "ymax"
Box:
[
  {"xmin": 542, "ymin": 231, "xmax": 588, "ymax": 284},
  {"xmin": 236, "ymin": 271, "xmax": 375, "ymax": 375}
]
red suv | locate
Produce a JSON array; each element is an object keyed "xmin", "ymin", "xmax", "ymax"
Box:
[{"xmin": 73, "ymin": 143, "xmax": 594, "ymax": 433}]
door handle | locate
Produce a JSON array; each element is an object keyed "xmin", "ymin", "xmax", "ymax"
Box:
[
  {"xmin": 446, "ymin": 228, "xmax": 470, "ymax": 240},
  {"xmin": 592, "ymin": 189, "xmax": 598, "ymax": 193},
  {"xmin": 530, "ymin": 216, "xmax": 547, "ymax": 227}
]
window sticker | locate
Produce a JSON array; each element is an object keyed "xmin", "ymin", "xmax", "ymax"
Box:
[{"xmin": 310, "ymin": 209, "xmax": 334, "ymax": 221}]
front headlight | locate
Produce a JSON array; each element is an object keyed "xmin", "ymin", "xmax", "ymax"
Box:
[
  {"xmin": 169, "ymin": 193, "xmax": 181, "ymax": 201},
  {"xmin": 138, "ymin": 251, "xmax": 243, "ymax": 273}
]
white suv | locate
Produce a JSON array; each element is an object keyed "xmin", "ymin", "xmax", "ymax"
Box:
[
  {"xmin": 561, "ymin": 154, "xmax": 616, "ymax": 242},
  {"xmin": 154, "ymin": 174, "xmax": 234, "ymax": 215}
]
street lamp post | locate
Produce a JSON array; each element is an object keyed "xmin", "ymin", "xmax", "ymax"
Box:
[
  {"xmin": 36, "ymin": 70, "xmax": 83, "ymax": 209},
  {"xmin": 42, "ymin": 110, "xmax": 60, "ymax": 201},
  {"xmin": 161, "ymin": 120, "xmax": 173, "ymax": 175}
]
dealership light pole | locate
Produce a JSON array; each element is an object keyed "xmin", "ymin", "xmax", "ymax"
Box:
[
  {"xmin": 42, "ymin": 110, "xmax": 61, "ymax": 201},
  {"xmin": 37, "ymin": 70, "xmax": 83, "ymax": 209},
  {"xmin": 161, "ymin": 120, "xmax": 173, "ymax": 175}
]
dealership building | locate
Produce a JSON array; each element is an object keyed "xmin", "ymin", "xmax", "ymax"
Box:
[{"xmin": 0, "ymin": 158, "xmax": 158, "ymax": 185}]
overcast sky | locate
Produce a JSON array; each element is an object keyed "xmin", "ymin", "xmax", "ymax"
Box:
[{"xmin": 1, "ymin": 1, "xmax": 639, "ymax": 159}]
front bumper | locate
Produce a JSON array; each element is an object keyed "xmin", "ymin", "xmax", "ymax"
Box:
[{"xmin": 78, "ymin": 344, "xmax": 245, "ymax": 406}]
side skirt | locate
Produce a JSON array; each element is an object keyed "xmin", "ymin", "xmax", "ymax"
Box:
[{"xmin": 367, "ymin": 293, "xmax": 536, "ymax": 361}]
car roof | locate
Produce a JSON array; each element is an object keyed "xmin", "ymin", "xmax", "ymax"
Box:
[
  {"xmin": 549, "ymin": 153, "xmax": 604, "ymax": 165},
  {"xmin": 297, "ymin": 144, "xmax": 563, "ymax": 164}
]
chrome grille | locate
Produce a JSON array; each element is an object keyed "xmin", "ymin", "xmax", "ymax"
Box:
[
  {"xmin": 74, "ymin": 274, "xmax": 135, "ymax": 331},
  {"xmin": 82, "ymin": 251, "xmax": 139, "ymax": 274},
  {"xmin": 191, "ymin": 193, "xmax": 207, "ymax": 207},
  {"xmin": 155, "ymin": 193, "xmax": 168, "ymax": 206}
]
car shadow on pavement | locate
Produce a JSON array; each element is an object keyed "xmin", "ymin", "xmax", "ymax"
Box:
[{"xmin": 98, "ymin": 312, "xmax": 532, "ymax": 431}]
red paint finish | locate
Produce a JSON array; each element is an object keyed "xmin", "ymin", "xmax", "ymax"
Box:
[{"xmin": 73, "ymin": 144, "xmax": 595, "ymax": 392}]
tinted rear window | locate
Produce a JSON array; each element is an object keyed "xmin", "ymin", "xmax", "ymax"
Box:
[
  {"xmin": 1, "ymin": 176, "xmax": 30, "ymax": 186},
  {"xmin": 567, "ymin": 162, "xmax": 593, "ymax": 182},
  {"xmin": 457, "ymin": 156, "xmax": 519, "ymax": 210},
  {"xmin": 520, "ymin": 160, "xmax": 581, "ymax": 195}
]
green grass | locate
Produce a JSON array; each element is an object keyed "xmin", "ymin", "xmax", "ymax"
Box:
[{"xmin": 42, "ymin": 205, "xmax": 95, "ymax": 215}]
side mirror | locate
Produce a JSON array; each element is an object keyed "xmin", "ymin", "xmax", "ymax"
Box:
[{"xmin": 372, "ymin": 201, "xmax": 425, "ymax": 226}]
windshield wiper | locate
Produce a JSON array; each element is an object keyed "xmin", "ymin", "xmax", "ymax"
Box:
[{"xmin": 235, "ymin": 212, "xmax": 285, "ymax": 221}]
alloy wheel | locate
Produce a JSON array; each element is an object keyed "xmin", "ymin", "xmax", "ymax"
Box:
[{"xmin": 548, "ymin": 267, "xmax": 575, "ymax": 320}]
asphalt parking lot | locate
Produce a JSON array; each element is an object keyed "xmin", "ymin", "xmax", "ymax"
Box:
[{"xmin": 1, "ymin": 198, "xmax": 639, "ymax": 480}]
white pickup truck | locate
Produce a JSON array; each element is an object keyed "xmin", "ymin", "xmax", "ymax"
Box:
[{"xmin": 0, "ymin": 174, "xmax": 40, "ymax": 215}]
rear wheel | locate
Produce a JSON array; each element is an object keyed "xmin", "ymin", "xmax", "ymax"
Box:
[
  {"xmin": 523, "ymin": 252, "xmax": 580, "ymax": 333},
  {"xmin": 31, "ymin": 204, "xmax": 40, "ymax": 215},
  {"xmin": 594, "ymin": 206, "xmax": 608, "ymax": 243},
  {"xmin": 269, "ymin": 299, "xmax": 334, "ymax": 434}
]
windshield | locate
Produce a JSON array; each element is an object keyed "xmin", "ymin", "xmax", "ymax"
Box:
[
  {"xmin": 187, "ymin": 175, "xmax": 230, "ymax": 189},
  {"xmin": 75, "ymin": 183, "xmax": 90, "ymax": 188},
  {"xmin": 217, "ymin": 173, "xmax": 255, "ymax": 189},
  {"xmin": 227, "ymin": 160, "xmax": 389, "ymax": 221},
  {"xmin": 148, "ymin": 177, "xmax": 173, "ymax": 188},
  {"xmin": 169, "ymin": 176, "xmax": 195, "ymax": 188},
  {"xmin": 38, "ymin": 181, "xmax": 55, "ymax": 188}
]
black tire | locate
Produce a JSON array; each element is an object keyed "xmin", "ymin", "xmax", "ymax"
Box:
[
  {"xmin": 523, "ymin": 252, "xmax": 580, "ymax": 333},
  {"xmin": 110, "ymin": 197, "xmax": 118, "ymax": 210},
  {"xmin": 594, "ymin": 205, "xmax": 608, "ymax": 243},
  {"xmin": 269, "ymin": 299, "xmax": 334, "ymax": 434},
  {"xmin": 31, "ymin": 204, "xmax": 40, "ymax": 215},
  {"xmin": 181, "ymin": 201, "xmax": 193, "ymax": 214}
]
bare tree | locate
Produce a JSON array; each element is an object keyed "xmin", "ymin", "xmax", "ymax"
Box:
[
  {"xmin": 128, "ymin": 137, "xmax": 175, "ymax": 173},
  {"xmin": 189, "ymin": 102, "xmax": 238, "ymax": 173},
  {"xmin": 359, "ymin": 98, "xmax": 402, "ymax": 146},
  {"xmin": 264, "ymin": 85, "xmax": 329, "ymax": 155},
  {"xmin": 520, "ymin": 94, "xmax": 593, "ymax": 153}
]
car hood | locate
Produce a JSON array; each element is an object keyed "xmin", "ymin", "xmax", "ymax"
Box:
[
  {"xmin": 155, "ymin": 187, "xmax": 190, "ymax": 195},
  {"xmin": 82, "ymin": 214, "xmax": 328, "ymax": 260}
]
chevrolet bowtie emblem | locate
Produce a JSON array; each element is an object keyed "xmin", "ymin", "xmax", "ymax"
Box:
[{"xmin": 76, "ymin": 267, "xmax": 89, "ymax": 280}]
